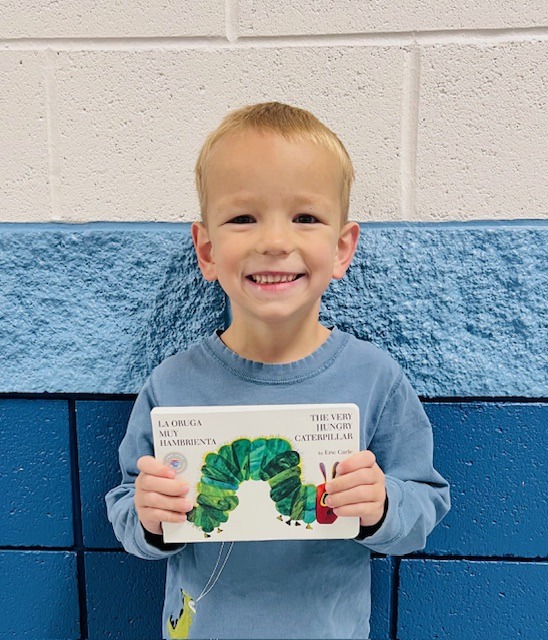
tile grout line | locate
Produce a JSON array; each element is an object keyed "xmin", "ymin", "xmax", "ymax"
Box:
[
  {"xmin": 68, "ymin": 399, "xmax": 89, "ymax": 640},
  {"xmin": 1, "ymin": 393, "xmax": 547, "ymax": 404},
  {"xmin": 400, "ymin": 45, "xmax": 421, "ymax": 220},
  {"xmin": 390, "ymin": 557, "xmax": 401, "ymax": 639},
  {"xmin": 2, "ymin": 26, "xmax": 548, "ymax": 50},
  {"xmin": 43, "ymin": 49, "xmax": 63, "ymax": 222},
  {"xmin": 220, "ymin": 26, "xmax": 548, "ymax": 47},
  {"xmin": 1, "ymin": 545, "xmax": 544, "ymax": 561},
  {"xmin": 225, "ymin": 0, "xmax": 240, "ymax": 44}
]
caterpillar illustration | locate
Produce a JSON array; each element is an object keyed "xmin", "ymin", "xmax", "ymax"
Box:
[{"xmin": 186, "ymin": 437, "xmax": 339, "ymax": 536}]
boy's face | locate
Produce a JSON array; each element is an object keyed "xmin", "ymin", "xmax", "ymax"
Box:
[{"xmin": 192, "ymin": 130, "xmax": 358, "ymax": 332}]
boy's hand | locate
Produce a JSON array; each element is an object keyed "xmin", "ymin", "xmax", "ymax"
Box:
[
  {"xmin": 325, "ymin": 451, "xmax": 387, "ymax": 528},
  {"xmin": 134, "ymin": 456, "xmax": 192, "ymax": 536}
]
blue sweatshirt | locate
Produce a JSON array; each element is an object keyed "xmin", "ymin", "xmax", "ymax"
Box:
[{"xmin": 106, "ymin": 328, "xmax": 450, "ymax": 639}]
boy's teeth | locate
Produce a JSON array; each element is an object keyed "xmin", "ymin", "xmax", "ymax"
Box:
[{"xmin": 251, "ymin": 274, "xmax": 298, "ymax": 284}]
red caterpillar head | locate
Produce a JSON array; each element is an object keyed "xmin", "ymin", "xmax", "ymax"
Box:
[{"xmin": 316, "ymin": 462, "xmax": 339, "ymax": 524}]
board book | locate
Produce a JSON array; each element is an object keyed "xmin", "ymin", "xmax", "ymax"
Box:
[{"xmin": 151, "ymin": 404, "xmax": 360, "ymax": 543}]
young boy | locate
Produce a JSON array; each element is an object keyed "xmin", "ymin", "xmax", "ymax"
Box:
[{"xmin": 106, "ymin": 102, "xmax": 450, "ymax": 640}]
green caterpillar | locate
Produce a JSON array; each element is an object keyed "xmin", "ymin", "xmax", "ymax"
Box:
[{"xmin": 186, "ymin": 437, "xmax": 317, "ymax": 535}]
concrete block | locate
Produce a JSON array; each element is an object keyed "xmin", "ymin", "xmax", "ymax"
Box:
[
  {"xmin": 76, "ymin": 401, "xmax": 134, "ymax": 548},
  {"xmin": 0, "ymin": 550, "xmax": 79, "ymax": 639},
  {"xmin": 53, "ymin": 47, "xmax": 404, "ymax": 222},
  {"xmin": 398, "ymin": 559, "xmax": 547, "ymax": 639},
  {"xmin": 423, "ymin": 403, "xmax": 547, "ymax": 558},
  {"xmin": 322, "ymin": 224, "xmax": 547, "ymax": 397},
  {"xmin": 417, "ymin": 42, "xmax": 548, "ymax": 220},
  {"xmin": 0, "ymin": 400, "xmax": 73, "ymax": 546},
  {"xmin": 370, "ymin": 557, "xmax": 393, "ymax": 640},
  {"xmin": 0, "ymin": 226, "xmax": 226, "ymax": 393},
  {"xmin": 85, "ymin": 551, "xmax": 166, "ymax": 639},
  {"xmin": 239, "ymin": 0, "xmax": 548, "ymax": 35},
  {"xmin": 0, "ymin": 1, "xmax": 225, "ymax": 38},
  {"xmin": 0, "ymin": 52, "xmax": 50, "ymax": 221},
  {"xmin": 1, "ymin": 222, "xmax": 546, "ymax": 396}
]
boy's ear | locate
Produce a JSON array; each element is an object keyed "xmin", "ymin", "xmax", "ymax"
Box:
[
  {"xmin": 332, "ymin": 221, "xmax": 360, "ymax": 279},
  {"xmin": 191, "ymin": 222, "xmax": 217, "ymax": 282}
]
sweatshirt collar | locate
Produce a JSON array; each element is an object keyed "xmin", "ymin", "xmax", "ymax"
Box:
[{"xmin": 203, "ymin": 327, "xmax": 349, "ymax": 385}]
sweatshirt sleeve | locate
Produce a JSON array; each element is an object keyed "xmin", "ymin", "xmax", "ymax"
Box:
[
  {"xmin": 356, "ymin": 370, "xmax": 450, "ymax": 555},
  {"xmin": 105, "ymin": 376, "xmax": 185, "ymax": 560}
]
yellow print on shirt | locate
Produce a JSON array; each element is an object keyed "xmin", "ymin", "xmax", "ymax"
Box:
[{"xmin": 167, "ymin": 590, "xmax": 194, "ymax": 639}]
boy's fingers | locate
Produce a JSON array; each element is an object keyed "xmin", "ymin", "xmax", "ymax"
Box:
[
  {"xmin": 325, "ymin": 484, "xmax": 385, "ymax": 509},
  {"xmin": 331, "ymin": 502, "xmax": 385, "ymax": 523},
  {"xmin": 139, "ymin": 493, "xmax": 193, "ymax": 513},
  {"xmin": 326, "ymin": 464, "xmax": 381, "ymax": 493},
  {"xmin": 137, "ymin": 455, "xmax": 176, "ymax": 478},
  {"xmin": 137, "ymin": 473, "xmax": 189, "ymax": 497},
  {"xmin": 335, "ymin": 450, "xmax": 376, "ymax": 475},
  {"xmin": 135, "ymin": 456, "xmax": 191, "ymax": 530},
  {"xmin": 142, "ymin": 509, "xmax": 188, "ymax": 525}
]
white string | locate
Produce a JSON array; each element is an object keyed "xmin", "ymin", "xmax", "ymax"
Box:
[
  {"xmin": 194, "ymin": 541, "xmax": 235, "ymax": 604},
  {"xmin": 195, "ymin": 543, "xmax": 225, "ymax": 600}
]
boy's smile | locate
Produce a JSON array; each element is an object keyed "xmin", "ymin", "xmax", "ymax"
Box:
[
  {"xmin": 245, "ymin": 272, "xmax": 305, "ymax": 295},
  {"xmin": 192, "ymin": 130, "xmax": 359, "ymax": 358},
  {"xmin": 247, "ymin": 273, "xmax": 301, "ymax": 285}
]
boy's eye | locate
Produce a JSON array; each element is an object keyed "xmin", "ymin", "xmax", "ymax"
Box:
[
  {"xmin": 294, "ymin": 213, "xmax": 319, "ymax": 224},
  {"xmin": 227, "ymin": 214, "xmax": 255, "ymax": 224}
]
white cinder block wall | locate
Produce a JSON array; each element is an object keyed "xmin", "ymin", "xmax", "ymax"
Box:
[{"xmin": 1, "ymin": 1, "xmax": 547, "ymax": 223}]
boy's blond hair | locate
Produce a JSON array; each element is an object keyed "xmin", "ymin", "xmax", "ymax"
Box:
[{"xmin": 195, "ymin": 102, "xmax": 354, "ymax": 223}]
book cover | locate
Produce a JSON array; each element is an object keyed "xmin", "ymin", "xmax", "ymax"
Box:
[{"xmin": 151, "ymin": 404, "xmax": 361, "ymax": 543}]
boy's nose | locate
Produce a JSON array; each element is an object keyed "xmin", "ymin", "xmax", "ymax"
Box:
[{"xmin": 256, "ymin": 221, "xmax": 295, "ymax": 255}]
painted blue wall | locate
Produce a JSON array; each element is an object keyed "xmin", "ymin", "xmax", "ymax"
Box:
[
  {"xmin": 1, "ymin": 222, "xmax": 545, "ymax": 396},
  {"xmin": 0, "ymin": 222, "xmax": 546, "ymax": 639}
]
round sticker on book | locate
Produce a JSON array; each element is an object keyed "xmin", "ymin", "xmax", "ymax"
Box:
[{"xmin": 164, "ymin": 453, "xmax": 188, "ymax": 474}]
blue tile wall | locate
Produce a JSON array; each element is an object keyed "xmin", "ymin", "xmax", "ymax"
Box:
[
  {"xmin": 424, "ymin": 403, "xmax": 548, "ymax": 558},
  {"xmin": 76, "ymin": 400, "xmax": 134, "ymax": 548},
  {"xmin": 0, "ymin": 399, "xmax": 73, "ymax": 547},
  {"xmin": 82, "ymin": 554, "xmax": 396, "ymax": 640},
  {"xmin": 0, "ymin": 397, "xmax": 541, "ymax": 639},
  {"xmin": 0, "ymin": 551, "xmax": 79, "ymax": 639},
  {"xmin": 1, "ymin": 222, "xmax": 547, "ymax": 639},
  {"xmin": 398, "ymin": 559, "xmax": 547, "ymax": 639},
  {"xmin": 85, "ymin": 552, "xmax": 166, "ymax": 639},
  {"xmin": 369, "ymin": 557, "xmax": 394, "ymax": 640}
]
